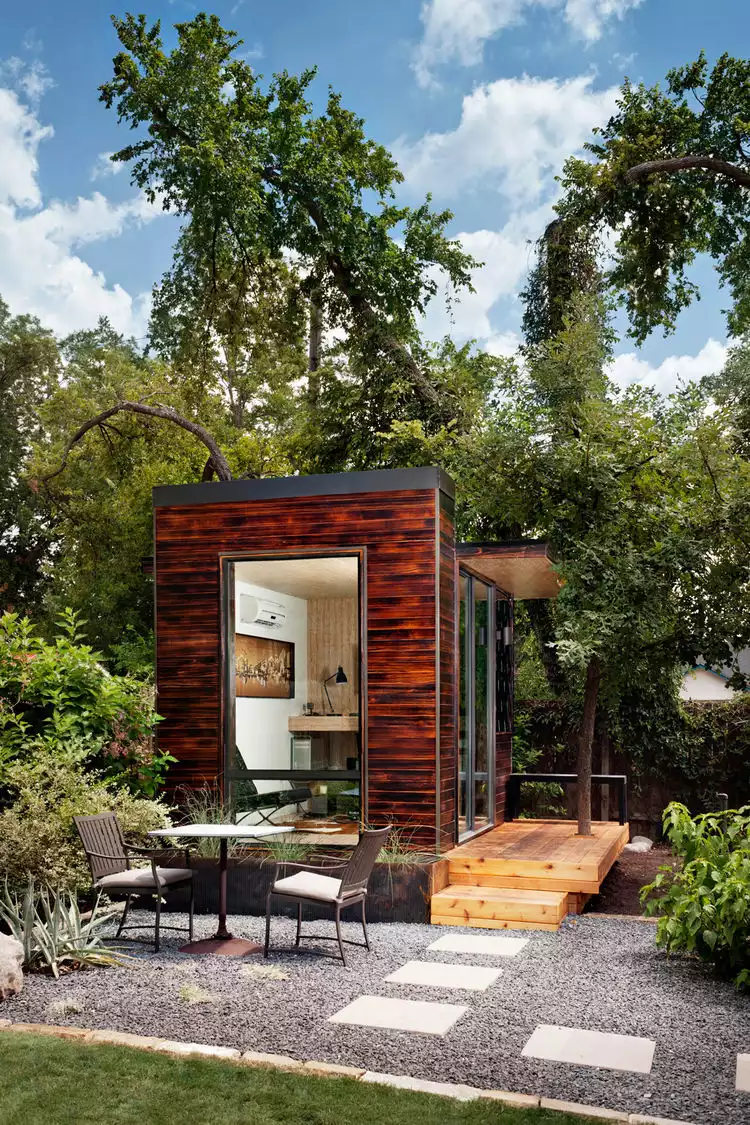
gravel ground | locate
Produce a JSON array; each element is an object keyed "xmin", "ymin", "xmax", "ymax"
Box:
[{"xmin": 4, "ymin": 911, "xmax": 749, "ymax": 1125}]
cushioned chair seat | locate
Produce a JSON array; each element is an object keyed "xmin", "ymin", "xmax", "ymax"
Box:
[
  {"xmin": 271, "ymin": 871, "xmax": 346, "ymax": 902},
  {"xmin": 95, "ymin": 867, "xmax": 192, "ymax": 890}
]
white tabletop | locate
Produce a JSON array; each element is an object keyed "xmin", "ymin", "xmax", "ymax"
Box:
[{"xmin": 149, "ymin": 823, "xmax": 294, "ymax": 839}]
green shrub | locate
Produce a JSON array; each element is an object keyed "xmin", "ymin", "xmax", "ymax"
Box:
[
  {"xmin": 642, "ymin": 801, "xmax": 750, "ymax": 989},
  {"xmin": 0, "ymin": 757, "xmax": 171, "ymax": 892},
  {"xmin": 0, "ymin": 879, "xmax": 126, "ymax": 977},
  {"xmin": 0, "ymin": 609, "xmax": 172, "ymax": 796}
]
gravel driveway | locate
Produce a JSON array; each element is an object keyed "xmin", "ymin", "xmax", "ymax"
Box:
[{"xmin": 4, "ymin": 912, "xmax": 748, "ymax": 1125}]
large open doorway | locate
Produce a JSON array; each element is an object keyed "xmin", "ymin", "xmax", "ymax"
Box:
[{"xmin": 222, "ymin": 552, "xmax": 363, "ymax": 846}]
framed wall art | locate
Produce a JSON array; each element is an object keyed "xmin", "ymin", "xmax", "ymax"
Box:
[{"xmin": 235, "ymin": 634, "xmax": 295, "ymax": 699}]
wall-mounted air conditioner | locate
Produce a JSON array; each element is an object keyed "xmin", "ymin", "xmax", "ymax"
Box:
[{"xmin": 239, "ymin": 593, "xmax": 286, "ymax": 630}]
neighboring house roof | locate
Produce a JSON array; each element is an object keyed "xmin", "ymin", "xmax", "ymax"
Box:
[{"xmin": 679, "ymin": 665, "xmax": 736, "ymax": 701}]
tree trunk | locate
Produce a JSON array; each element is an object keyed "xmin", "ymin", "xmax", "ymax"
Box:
[
  {"xmin": 526, "ymin": 599, "xmax": 567, "ymax": 696},
  {"xmin": 576, "ymin": 656, "xmax": 600, "ymax": 836},
  {"xmin": 599, "ymin": 723, "xmax": 610, "ymax": 823},
  {"xmin": 307, "ymin": 294, "xmax": 322, "ymax": 407},
  {"xmin": 41, "ymin": 401, "xmax": 234, "ymax": 484}
]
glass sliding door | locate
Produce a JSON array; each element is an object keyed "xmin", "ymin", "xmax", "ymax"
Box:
[
  {"xmin": 458, "ymin": 572, "xmax": 495, "ymax": 840},
  {"xmin": 458, "ymin": 574, "xmax": 469, "ymax": 834},
  {"xmin": 473, "ymin": 579, "xmax": 491, "ymax": 828}
]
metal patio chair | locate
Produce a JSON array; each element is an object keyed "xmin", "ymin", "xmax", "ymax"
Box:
[
  {"xmin": 263, "ymin": 825, "xmax": 391, "ymax": 966},
  {"xmin": 74, "ymin": 812, "xmax": 194, "ymax": 953}
]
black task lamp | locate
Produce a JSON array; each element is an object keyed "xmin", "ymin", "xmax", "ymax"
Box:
[{"xmin": 323, "ymin": 666, "xmax": 347, "ymax": 714}]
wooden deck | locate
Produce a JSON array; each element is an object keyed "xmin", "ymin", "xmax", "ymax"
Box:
[{"xmin": 431, "ymin": 820, "xmax": 629, "ymax": 931}]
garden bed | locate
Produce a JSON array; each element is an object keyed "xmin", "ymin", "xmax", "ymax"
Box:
[
  {"xmin": 585, "ymin": 845, "xmax": 678, "ymax": 916},
  {"xmin": 161, "ymin": 854, "xmax": 449, "ymax": 924}
]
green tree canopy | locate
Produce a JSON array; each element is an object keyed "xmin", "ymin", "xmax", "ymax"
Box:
[
  {"xmin": 100, "ymin": 12, "xmax": 477, "ymax": 423},
  {"xmin": 0, "ymin": 299, "xmax": 60, "ymax": 614},
  {"xmin": 392, "ymin": 295, "xmax": 750, "ymax": 831},
  {"xmin": 555, "ymin": 51, "xmax": 750, "ymax": 342}
]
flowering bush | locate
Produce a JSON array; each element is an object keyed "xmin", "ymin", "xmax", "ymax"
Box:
[{"xmin": 0, "ymin": 609, "xmax": 173, "ymax": 797}]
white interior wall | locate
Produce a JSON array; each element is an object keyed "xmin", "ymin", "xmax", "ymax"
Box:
[{"xmin": 234, "ymin": 579, "xmax": 308, "ymax": 802}]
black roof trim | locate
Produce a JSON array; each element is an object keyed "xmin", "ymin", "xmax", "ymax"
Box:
[{"xmin": 153, "ymin": 466, "xmax": 455, "ymax": 508}]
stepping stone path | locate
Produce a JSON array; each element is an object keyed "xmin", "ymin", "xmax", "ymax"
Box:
[
  {"xmin": 327, "ymin": 923, "xmax": 748, "ymax": 1107},
  {"xmin": 522, "ymin": 1024, "xmax": 656, "ymax": 1075},
  {"xmin": 385, "ymin": 960, "xmax": 501, "ymax": 991},
  {"xmin": 328, "ymin": 929, "xmax": 524, "ymax": 1036},
  {"xmin": 427, "ymin": 933, "xmax": 529, "ymax": 956},
  {"xmin": 329, "ymin": 995, "xmax": 467, "ymax": 1036}
]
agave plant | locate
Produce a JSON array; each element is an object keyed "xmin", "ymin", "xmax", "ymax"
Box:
[{"xmin": 0, "ymin": 879, "xmax": 126, "ymax": 978}]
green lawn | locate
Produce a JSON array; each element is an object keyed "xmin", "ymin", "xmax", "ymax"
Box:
[{"xmin": 0, "ymin": 1032, "xmax": 586, "ymax": 1125}]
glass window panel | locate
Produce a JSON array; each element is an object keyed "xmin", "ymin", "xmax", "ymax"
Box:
[
  {"xmin": 458, "ymin": 573, "xmax": 469, "ymax": 833},
  {"xmin": 473, "ymin": 580, "xmax": 491, "ymax": 826}
]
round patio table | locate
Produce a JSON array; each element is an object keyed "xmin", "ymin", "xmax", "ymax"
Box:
[{"xmin": 149, "ymin": 823, "xmax": 293, "ymax": 956}]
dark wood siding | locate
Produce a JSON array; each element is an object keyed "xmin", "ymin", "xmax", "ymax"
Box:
[
  {"xmin": 495, "ymin": 732, "xmax": 513, "ymax": 824},
  {"xmin": 438, "ymin": 492, "xmax": 458, "ymax": 850},
  {"xmin": 154, "ymin": 487, "xmax": 444, "ymax": 848}
]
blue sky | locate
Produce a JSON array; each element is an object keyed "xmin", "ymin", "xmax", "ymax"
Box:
[{"xmin": 0, "ymin": 0, "xmax": 742, "ymax": 393}]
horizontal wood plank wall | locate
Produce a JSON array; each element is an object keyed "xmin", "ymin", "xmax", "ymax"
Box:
[
  {"xmin": 154, "ymin": 488, "xmax": 441, "ymax": 848},
  {"xmin": 438, "ymin": 493, "xmax": 458, "ymax": 851},
  {"xmin": 496, "ymin": 732, "xmax": 513, "ymax": 824}
]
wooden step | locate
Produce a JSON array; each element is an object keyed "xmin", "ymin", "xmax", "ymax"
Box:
[
  {"xmin": 445, "ymin": 822, "xmax": 630, "ymax": 896},
  {"xmin": 430, "ymin": 884, "xmax": 568, "ymax": 931}
]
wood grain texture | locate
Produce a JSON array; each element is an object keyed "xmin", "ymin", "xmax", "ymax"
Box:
[
  {"xmin": 306, "ymin": 597, "xmax": 359, "ymax": 715},
  {"xmin": 154, "ymin": 487, "xmax": 442, "ymax": 847},
  {"xmin": 287, "ymin": 715, "xmax": 359, "ymax": 732},
  {"xmin": 431, "ymin": 819, "xmax": 627, "ymax": 928},
  {"xmin": 438, "ymin": 493, "xmax": 458, "ymax": 850}
]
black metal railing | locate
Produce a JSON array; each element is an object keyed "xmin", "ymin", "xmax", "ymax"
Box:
[{"xmin": 506, "ymin": 773, "xmax": 628, "ymax": 825}]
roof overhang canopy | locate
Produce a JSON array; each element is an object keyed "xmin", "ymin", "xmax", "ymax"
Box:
[{"xmin": 456, "ymin": 541, "xmax": 560, "ymax": 600}]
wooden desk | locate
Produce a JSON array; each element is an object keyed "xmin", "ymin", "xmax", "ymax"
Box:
[{"xmin": 288, "ymin": 715, "xmax": 359, "ymax": 733}]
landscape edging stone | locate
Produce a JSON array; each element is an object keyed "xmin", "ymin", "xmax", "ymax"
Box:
[{"xmin": 0, "ymin": 1019, "xmax": 701, "ymax": 1125}]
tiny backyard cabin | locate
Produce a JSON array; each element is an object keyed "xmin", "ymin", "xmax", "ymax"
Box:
[{"xmin": 153, "ymin": 466, "xmax": 628, "ymax": 929}]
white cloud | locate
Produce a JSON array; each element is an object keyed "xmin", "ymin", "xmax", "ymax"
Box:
[
  {"xmin": 0, "ymin": 56, "xmax": 53, "ymax": 104},
  {"xmin": 396, "ymin": 74, "xmax": 618, "ymax": 206},
  {"xmin": 609, "ymin": 339, "xmax": 728, "ymax": 396},
  {"xmin": 484, "ymin": 329, "xmax": 522, "ymax": 357},
  {"xmin": 424, "ymin": 225, "xmax": 532, "ymax": 342},
  {"xmin": 413, "ymin": 0, "xmax": 643, "ymax": 87},
  {"xmin": 90, "ymin": 152, "xmax": 125, "ymax": 181},
  {"xmin": 0, "ymin": 83, "xmax": 163, "ymax": 337},
  {"xmin": 564, "ymin": 0, "xmax": 642, "ymax": 42},
  {"xmin": 0, "ymin": 88, "xmax": 51, "ymax": 207}
]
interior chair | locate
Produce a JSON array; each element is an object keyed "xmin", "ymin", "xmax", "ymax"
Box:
[
  {"xmin": 74, "ymin": 812, "xmax": 194, "ymax": 953},
  {"xmin": 264, "ymin": 825, "xmax": 391, "ymax": 965},
  {"xmin": 234, "ymin": 777, "xmax": 312, "ymax": 826}
]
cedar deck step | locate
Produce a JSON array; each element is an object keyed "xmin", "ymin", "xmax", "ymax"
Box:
[{"xmin": 430, "ymin": 884, "xmax": 568, "ymax": 931}]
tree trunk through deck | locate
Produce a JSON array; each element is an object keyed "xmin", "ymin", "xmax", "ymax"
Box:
[{"xmin": 576, "ymin": 656, "xmax": 601, "ymax": 836}]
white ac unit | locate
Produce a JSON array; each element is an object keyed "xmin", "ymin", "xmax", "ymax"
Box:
[{"xmin": 239, "ymin": 594, "xmax": 286, "ymax": 630}]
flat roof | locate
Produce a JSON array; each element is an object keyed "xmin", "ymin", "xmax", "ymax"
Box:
[
  {"xmin": 153, "ymin": 465, "xmax": 455, "ymax": 508},
  {"xmin": 457, "ymin": 541, "xmax": 560, "ymax": 600}
]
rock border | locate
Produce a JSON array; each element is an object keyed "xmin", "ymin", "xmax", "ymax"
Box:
[{"xmin": 0, "ymin": 1018, "xmax": 698, "ymax": 1125}]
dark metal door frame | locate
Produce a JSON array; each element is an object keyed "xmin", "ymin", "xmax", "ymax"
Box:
[{"xmin": 458, "ymin": 572, "xmax": 496, "ymax": 841}]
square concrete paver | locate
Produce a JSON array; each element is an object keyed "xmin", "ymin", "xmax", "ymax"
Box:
[
  {"xmin": 737, "ymin": 1053, "xmax": 750, "ymax": 1092},
  {"xmin": 521, "ymin": 1025, "xmax": 655, "ymax": 1074},
  {"xmin": 385, "ymin": 960, "xmax": 501, "ymax": 991},
  {"xmin": 428, "ymin": 933, "xmax": 529, "ymax": 957},
  {"xmin": 328, "ymin": 995, "xmax": 468, "ymax": 1036}
]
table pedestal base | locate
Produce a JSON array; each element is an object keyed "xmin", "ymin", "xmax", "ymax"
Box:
[{"xmin": 178, "ymin": 937, "xmax": 264, "ymax": 957}]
